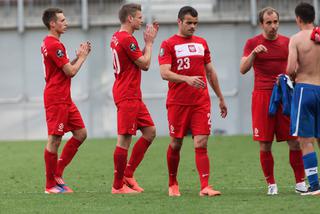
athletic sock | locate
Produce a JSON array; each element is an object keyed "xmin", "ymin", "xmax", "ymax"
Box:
[
  {"xmin": 113, "ymin": 146, "xmax": 128, "ymax": 189},
  {"xmin": 302, "ymin": 152, "xmax": 320, "ymax": 191},
  {"xmin": 289, "ymin": 150, "xmax": 305, "ymax": 183},
  {"xmin": 260, "ymin": 151, "xmax": 275, "ymax": 184},
  {"xmin": 124, "ymin": 137, "xmax": 151, "ymax": 178},
  {"xmin": 44, "ymin": 149, "xmax": 58, "ymax": 188},
  {"xmin": 55, "ymin": 137, "xmax": 82, "ymax": 177},
  {"xmin": 195, "ymin": 148, "xmax": 210, "ymax": 190},
  {"xmin": 167, "ymin": 145, "xmax": 180, "ymax": 186}
]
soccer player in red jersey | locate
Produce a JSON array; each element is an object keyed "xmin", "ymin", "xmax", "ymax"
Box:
[
  {"xmin": 240, "ymin": 7, "xmax": 306, "ymax": 195},
  {"xmin": 158, "ymin": 6, "xmax": 227, "ymax": 197},
  {"xmin": 110, "ymin": 3, "xmax": 158, "ymax": 194},
  {"xmin": 41, "ymin": 8, "xmax": 91, "ymax": 194}
]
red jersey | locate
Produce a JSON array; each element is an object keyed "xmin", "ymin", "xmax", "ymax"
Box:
[
  {"xmin": 158, "ymin": 35, "xmax": 211, "ymax": 105},
  {"xmin": 243, "ymin": 34, "xmax": 289, "ymax": 90},
  {"xmin": 41, "ymin": 36, "xmax": 70, "ymax": 108},
  {"xmin": 110, "ymin": 31, "xmax": 143, "ymax": 104}
]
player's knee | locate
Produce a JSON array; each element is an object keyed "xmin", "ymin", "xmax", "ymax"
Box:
[
  {"xmin": 50, "ymin": 141, "xmax": 60, "ymax": 149},
  {"xmin": 288, "ymin": 140, "xmax": 301, "ymax": 151},
  {"xmin": 149, "ymin": 126, "xmax": 156, "ymax": 141},
  {"xmin": 259, "ymin": 141, "xmax": 272, "ymax": 151},
  {"xmin": 48, "ymin": 135, "xmax": 62, "ymax": 149},
  {"xmin": 170, "ymin": 141, "xmax": 182, "ymax": 151},
  {"xmin": 194, "ymin": 137, "xmax": 208, "ymax": 148},
  {"xmin": 143, "ymin": 126, "xmax": 156, "ymax": 142},
  {"xmin": 73, "ymin": 128, "xmax": 87, "ymax": 142},
  {"xmin": 195, "ymin": 141, "xmax": 207, "ymax": 149}
]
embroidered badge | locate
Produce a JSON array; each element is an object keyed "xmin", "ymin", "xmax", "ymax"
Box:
[
  {"xmin": 56, "ymin": 49, "xmax": 64, "ymax": 58},
  {"xmin": 129, "ymin": 43, "xmax": 137, "ymax": 51}
]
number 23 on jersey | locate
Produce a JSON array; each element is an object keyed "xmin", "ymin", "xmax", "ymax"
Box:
[{"xmin": 177, "ymin": 57, "xmax": 190, "ymax": 70}]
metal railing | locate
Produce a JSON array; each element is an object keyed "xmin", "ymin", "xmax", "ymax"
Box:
[{"xmin": 0, "ymin": 0, "xmax": 319, "ymax": 33}]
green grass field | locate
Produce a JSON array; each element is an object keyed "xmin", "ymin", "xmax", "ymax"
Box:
[{"xmin": 0, "ymin": 135, "xmax": 319, "ymax": 214}]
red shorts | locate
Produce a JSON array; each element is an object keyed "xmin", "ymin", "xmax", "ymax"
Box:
[
  {"xmin": 116, "ymin": 99, "xmax": 154, "ymax": 135},
  {"xmin": 167, "ymin": 104, "xmax": 211, "ymax": 138},
  {"xmin": 252, "ymin": 90, "xmax": 296, "ymax": 142},
  {"xmin": 45, "ymin": 102, "xmax": 85, "ymax": 136}
]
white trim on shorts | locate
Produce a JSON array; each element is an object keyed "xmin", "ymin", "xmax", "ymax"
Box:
[{"xmin": 293, "ymin": 87, "xmax": 304, "ymax": 136}]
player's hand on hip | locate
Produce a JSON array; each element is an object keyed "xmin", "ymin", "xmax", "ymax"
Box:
[
  {"xmin": 219, "ymin": 100, "xmax": 227, "ymax": 118},
  {"xmin": 186, "ymin": 76, "xmax": 206, "ymax": 89},
  {"xmin": 252, "ymin": 44, "xmax": 268, "ymax": 55}
]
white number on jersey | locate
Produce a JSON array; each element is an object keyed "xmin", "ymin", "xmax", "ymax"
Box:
[
  {"xmin": 177, "ymin": 57, "xmax": 190, "ymax": 70},
  {"xmin": 41, "ymin": 44, "xmax": 47, "ymax": 79},
  {"xmin": 111, "ymin": 48, "xmax": 120, "ymax": 74}
]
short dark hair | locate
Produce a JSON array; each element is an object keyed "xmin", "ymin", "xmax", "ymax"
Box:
[
  {"xmin": 178, "ymin": 6, "xmax": 198, "ymax": 21},
  {"xmin": 258, "ymin": 7, "xmax": 279, "ymax": 24},
  {"xmin": 295, "ymin": 2, "xmax": 315, "ymax": 23},
  {"xmin": 118, "ymin": 3, "xmax": 141, "ymax": 24},
  {"xmin": 42, "ymin": 8, "xmax": 63, "ymax": 29}
]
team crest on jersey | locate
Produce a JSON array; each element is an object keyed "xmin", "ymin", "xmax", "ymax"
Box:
[
  {"xmin": 129, "ymin": 43, "xmax": 137, "ymax": 51},
  {"xmin": 159, "ymin": 48, "xmax": 164, "ymax": 57},
  {"xmin": 188, "ymin": 45, "xmax": 196, "ymax": 52},
  {"xmin": 56, "ymin": 49, "xmax": 64, "ymax": 58}
]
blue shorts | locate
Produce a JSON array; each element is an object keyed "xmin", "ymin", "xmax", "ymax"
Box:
[{"xmin": 290, "ymin": 83, "xmax": 320, "ymax": 137}]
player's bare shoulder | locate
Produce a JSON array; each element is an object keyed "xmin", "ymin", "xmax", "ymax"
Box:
[{"xmin": 296, "ymin": 30, "xmax": 317, "ymax": 52}]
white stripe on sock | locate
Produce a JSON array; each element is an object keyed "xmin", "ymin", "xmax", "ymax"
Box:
[{"xmin": 305, "ymin": 167, "xmax": 318, "ymax": 177}]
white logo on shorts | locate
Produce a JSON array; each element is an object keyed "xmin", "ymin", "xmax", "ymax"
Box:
[
  {"xmin": 254, "ymin": 128, "xmax": 259, "ymax": 137},
  {"xmin": 207, "ymin": 113, "xmax": 212, "ymax": 131},
  {"xmin": 170, "ymin": 125, "xmax": 175, "ymax": 134},
  {"xmin": 58, "ymin": 123, "xmax": 64, "ymax": 132}
]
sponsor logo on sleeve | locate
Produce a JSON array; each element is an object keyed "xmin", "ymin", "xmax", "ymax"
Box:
[
  {"xmin": 129, "ymin": 43, "xmax": 137, "ymax": 51},
  {"xmin": 56, "ymin": 49, "xmax": 64, "ymax": 58}
]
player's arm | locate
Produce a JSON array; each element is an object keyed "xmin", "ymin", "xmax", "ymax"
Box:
[
  {"xmin": 240, "ymin": 44, "xmax": 267, "ymax": 75},
  {"xmin": 205, "ymin": 62, "xmax": 227, "ymax": 118},
  {"xmin": 134, "ymin": 43, "xmax": 153, "ymax": 71},
  {"xmin": 286, "ymin": 36, "xmax": 298, "ymax": 81},
  {"xmin": 134, "ymin": 23, "xmax": 159, "ymax": 71},
  {"xmin": 160, "ymin": 64, "xmax": 205, "ymax": 88},
  {"xmin": 70, "ymin": 56, "xmax": 78, "ymax": 65},
  {"xmin": 63, "ymin": 42, "xmax": 91, "ymax": 77}
]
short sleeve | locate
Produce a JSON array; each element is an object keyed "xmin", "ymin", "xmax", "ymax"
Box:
[
  {"xmin": 158, "ymin": 40, "xmax": 172, "ymax": 65},
  {"xmin": 243, "ymin": 39, "xmax": 253, "ymax": 57},
  {"xmin": 203, "ymin": 40, "xmax": 211, "ymax": 64},
  {"xmin": 120, "ymin": 35, "xmax": 143, "ymax": 61},
  {"xmin": 47, "ymin": 42, "xmax": 69, "ymax": 68}
]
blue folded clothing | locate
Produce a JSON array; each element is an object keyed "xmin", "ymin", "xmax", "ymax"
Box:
[{"xmin": 269, "ymin": 74, "xmax": 293, "ymax": 116}]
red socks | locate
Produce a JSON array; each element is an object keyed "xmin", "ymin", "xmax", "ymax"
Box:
[
  {"xmin": 44, "ymin": 149, "xmax": 58, "ymax": 188},
  {"xmin": 124, "ymin": 137, "xmax": 151, "ymax": 178},
  {"xmin": 289, "ymin": 150, "xmax": 305, "ymax": 183},
  {"xmin": 260, "ymin": 151, "xmax": 275, "ymax": 184},
  {"xmin": 55, "ymin": 137, "xmax": 82, "ymax": 177},
  {"xmin": 113, "ymin": 146, "xmax": 128, "ymax": 189},
  {"xmin": 167, "ymin": 145, "xmax": 180, "ymax": 186},
  {"xmin": 195, "ymin": 148, "xmax": 210, "ymax": 190}
]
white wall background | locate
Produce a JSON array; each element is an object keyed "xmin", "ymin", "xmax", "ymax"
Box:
[{"xmin": 0, "ymin": 21, "xmax": 302, "ymax": 140}]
